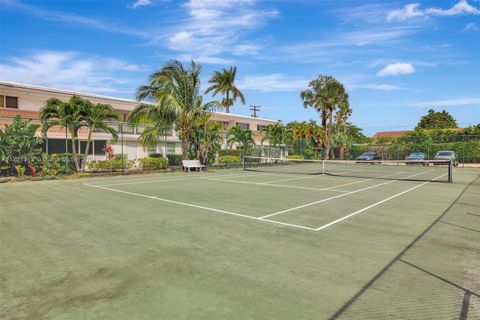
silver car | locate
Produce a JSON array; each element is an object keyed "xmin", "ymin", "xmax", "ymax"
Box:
[{"xmin": 434, "ymin": 151, "xmax": 459, "ymax": 167}]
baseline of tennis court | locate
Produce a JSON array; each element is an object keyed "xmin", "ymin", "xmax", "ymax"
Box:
[{"xmin": 83, "ymin": 169, "xmax": 448, "ymax": 232}]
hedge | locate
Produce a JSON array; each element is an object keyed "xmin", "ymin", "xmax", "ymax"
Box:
[
  {"xmin": 218, "ymin": 155, "xmax": 240, "ymax": 164},
  {"xmin": 218, "ymin": 149, "xmax": 242, "ymax": 157},
  {"xmin": 139, "ymin": 157, "xmax": 168, "ymax": 170},
  {"xmin": 349, "ymin": 141, "xmax": 480, "ymax": 162},
  {"xmin": 148, "ymin": 153, "xmax": 163, "ymax": 158},
  {"xmin": 88, "ymin": 159, "xmax": 134, "ymax": 171},
  {"xmin": 167, "ymin": 154, "xmax": 182, "ymax": 166},
  {"xmin": 287, "ymin": 155, "xmax": 305, "ymax": 160}
]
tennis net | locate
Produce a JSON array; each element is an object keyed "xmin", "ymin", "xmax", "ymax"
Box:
[{"xmin": 243, "ymin": 156, "xmax": 453, "ymax": 182}]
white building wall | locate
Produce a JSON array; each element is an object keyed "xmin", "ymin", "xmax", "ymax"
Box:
[{"xmin": 1, "ymin": 81, "xmax": 279, "ymax": 161}]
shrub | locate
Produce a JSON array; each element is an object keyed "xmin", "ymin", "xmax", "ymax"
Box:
[
  {"xmin": 218, "ymin": 155, "xmax": 240, "ymax": 164},
  {"xmin": 0, "ymin": 116, "xmax": 43, "ymax": 176},
  {"xmin": 148, "ymin": 153, "xmax": 163, "ymax": 158},
  {"xmin": 218, "ymin": 149, "xmax": 242, "ymax": 157},
  {"xmin": 287, "ymin": 155, "xmax": 304, "ymax": 160},
  {"xmin": 88, "ymin": 159, "xmax": 134, "ymax": 171},
  {"xmin": 114, "ymin": 153, "xmax": 128, "ymax": 161},
  {"xmin": 35, "ymin": 153, "xmax": 78, "ymax": 176},
  {"xmin": 139, "ymin": 157, "xmax": 168, "ymax": 170},
  {"xmin": 167, "ymin": 154, "xmax": 182, "ymax": 166}
]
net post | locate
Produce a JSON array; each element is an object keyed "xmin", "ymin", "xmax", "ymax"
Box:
[
  {"xmin": 120, "ymin": 123, "xmax": 125, "ymax": 175},
  {"xmin": 448, "ymin": 160, "xmax": 453, "ymax": 183},
  {"xmin": 322, "ymin": 160, "xmax": 325, "ymax": 175}
]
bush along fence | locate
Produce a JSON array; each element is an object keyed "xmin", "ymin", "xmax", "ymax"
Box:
[
  {"xmin": 285, "ymin": 134, "xmax": 480, "ymax": 163},
  {"xmin": 348, "ymin": 138, "xmax": 480, "ymax": 163}
]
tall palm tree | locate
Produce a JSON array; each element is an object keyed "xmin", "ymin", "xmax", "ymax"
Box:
[
  {"xmin": 227, "ymin": 126, "xmax": 254, "ymax": 160},
  {"xmin": 81, "ymin": 103, "xmax": 119, "ymax": 171},
  {"xmin": 194, "ymin": 113, "xmax": 224, "ymax": 165},
  {"xmin": 40, "ymin": 95, "xmax": 88, "ymax": 171},
  {"xmin": 300, "ymin": 75, "xmax": 349, "ymax": 159},
  {"xmin": 128, "ymin": 60, "xmax": 220, "ymax": 159},
  {"xmin": 334, "ymin": 97, "xmax": 352, "ymax": 159},
  {"xmin": 261, "ymin": 123, "xmax": 289, "ymax": 147},
  {"xmin": 205, "ymin": 66, "xmax": 245, "ymax": 113}
]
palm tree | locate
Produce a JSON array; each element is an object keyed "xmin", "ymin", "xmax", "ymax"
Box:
[
  {"xmin": 334, "ymin": 98, "xmax": 352, "ymax": 159},
  {"xmin": 227, "ymin": 126, "xmax": 254, "ymax": 160},
  {"xmin": 40, "ymin": 95, "xmax": 87, "ymax": 171},
  {"xmin": 261, "ymin": 123, "xmax": 289, "ymax": 147},
  {"xmin": 307, "ymin": 120, "xmax": 324, "ymax": 151},
  {"xmin": 300, "ymin": 75, "xmax": 349, "ymax": 159},
  {"xmin": 81, "ymin": 103, "xmax": 119, "ymax": 171},
  {"xmin": 205, "ymin": 66, "xmax": 245, "ymax": 113},
  {"xmin": 128, "ymin": 59, "xmax": 220, "ymax": 159},
  {"xmin": 333, "ymin": 131, "xmax": 353, "ymax": 160},
  {"xmin": 194, "ymin": 113, "xmax": 224, "ymax": 165}
]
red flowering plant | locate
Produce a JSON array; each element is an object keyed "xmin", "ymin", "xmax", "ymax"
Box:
[
  {"xmin": 103, "ymin": 145, "xmax": 114, "ymax": 160},
  {"xmin": 27, "ymin": 162, "xmax": 39, "ymax": 177}
]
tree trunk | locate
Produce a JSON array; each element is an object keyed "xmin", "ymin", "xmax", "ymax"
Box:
[
  {"xmin": 330, "ymin": 146, "xmax": 335, "ymax": 160},
  {"xmin": 181, "ymin": 136, "xmax": 188, "ymax": 160},
  {"xmin": 81, "ymin": 129, "xmax": 92, "ymax": 172},
  {"xmin": 321, "ymin": 109, "xmax": 327, "ymax": 130},
  {"xmin": 339, "ymin": 144, "xmax": 345, "ymax": 160},
  {"xmin": 70, "ymin": 129, "xmax": 80, "ymax": 171},
  {"xmin": 324, "ymin": 108, "xmax": 334, "ymax": 160},
  {"xmin": 225, "ymin": 90, "xmax": 230, "ymax": 113}
]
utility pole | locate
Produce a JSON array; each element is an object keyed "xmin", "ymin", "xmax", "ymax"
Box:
[{"xmin": 250, "ymin": 105, "xmax": 260, "ymax": 118}]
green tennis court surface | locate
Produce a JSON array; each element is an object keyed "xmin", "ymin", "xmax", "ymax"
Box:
[{"xmin": 1, "ymin": 168, "xmax": 479, "ymax": 319}]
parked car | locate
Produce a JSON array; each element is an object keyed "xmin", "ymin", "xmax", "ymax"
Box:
[
  {"xmin": 434, "ymin": 151, "xmax": 459, "ymax": 167},
  {"xmin": 405, "ymin": 152, "xmax": 426, "ymax": 165},
  {"xmin": 355, "ymin": 152, "xmax": 381, "ymax": 163}
]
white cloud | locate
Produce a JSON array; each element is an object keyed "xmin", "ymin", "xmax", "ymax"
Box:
[
  {"xmin": 168, "ymin": 31, "xmax": 194, "ymax": 47},
  {"xmin": 377, "ymin": 62, "xmax": 415, "ymax": 77},
  {"xmin": 237, "ymin": 74, "xmax": 308, "ymax": 92},
  {"xmin": 0, "ymin": 51, "xmax": 143, "ymax": 94},
  {"xmin": 4, "ymin": 0, "xmax": 276, "ymax": 64},
  {"xmin": 128, "ymin": 0, "xmax": 152, "ymax": 9},
  {"xmin": 176, "ymin": 54, "xmax": 233, "ymax": 65},
  {"xmin": 351, "ymin": 84, "xmax": 403, "ymax": 91},
  {"xmin": 387, "ymin": 0, "xmax": 480, "ymax": 21},
  {"xmin": 232, "ymin": 44, "xmax": 260, "ymax": 56},
  {"xmin": 463, "ymin": 22, "xmax": 480, "ymax": 31},
  {"xmin": 163, "ymin": 0, "xmax": 278, "ymax": 63},
  {"xmin": 3, "ymin": 0, "xmax": 149, "ymax": 38},
  {"xmin": 409, "ymin": 97, "xmax": 480, "ymax": 108}
]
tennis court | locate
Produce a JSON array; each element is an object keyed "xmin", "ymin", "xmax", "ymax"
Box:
[{"xmin": 1, "ymin": 164, "xmax": 479, "ymax": 319}]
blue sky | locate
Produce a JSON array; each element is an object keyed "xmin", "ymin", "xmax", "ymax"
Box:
[{"xmin": 1, "ymin": 0, "xmax": 479, "ymax": 135}]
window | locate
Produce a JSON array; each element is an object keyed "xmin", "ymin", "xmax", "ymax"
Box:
[
  {"xmin": 147, "ymin": 144, "xmax": 157, "ymax": 154},
  {"xmin": 166, "ymin": 142, "xmax": 176, "ymax": 155},
  {"xmin": 94, "ymin": 140, "xmax": 108, "ymax": 155},
  {"xmin": 79, "ymin": 141, "xmax": 94, "ymax": 155},
  {"xmin": 257, "ymin": 124, "xmax": 267, "ymax": 131},
  {"xmin": 120, "ymin": 124, "xmax": 135, "ymax": 134},
  {"xmin": 45, "ymin": 138, "xmax": 74, "ymax": 154},
  {"xmin": 2, "ymin": 96, "xmax": 18, "ymax": 109},
  {"xmin": 236, "ymin": 122, "xmax": 249, "ymax": 130}
]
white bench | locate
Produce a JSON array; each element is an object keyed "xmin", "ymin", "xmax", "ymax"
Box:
[{"xmin": 182, "ymin": 160, "xmax": 205, "ymax": 172}]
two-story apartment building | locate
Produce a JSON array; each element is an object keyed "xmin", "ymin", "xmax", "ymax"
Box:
[{"xmin": 0, "ymin": 81, "xmax": 278, "ymax": 160}]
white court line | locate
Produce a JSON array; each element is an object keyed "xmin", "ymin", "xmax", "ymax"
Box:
[
  {"xmin": 208, "ymin": 177, "xmax": 348, "ymax": 193},
  {"xmin": 314, "ymin": 173, "xmax": 447, "ymax": 231},
  {"xmin": 258, "ymin": 170, "xmax": 434, "ymax": 219},
  {"xmin": 259, "ymin": 175, "xmax": 314, "ymax": 185},
  {"xmin": 96, "ymin": 171, "xmax": 267, "ymax": 187},
  {"xmin": 83, "ymin": 183, "xmax": 317, "ymax": 231},
  {"xmin": 208, "ymin": 170, "xmax": 407, "ymax": 193}
]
